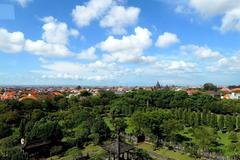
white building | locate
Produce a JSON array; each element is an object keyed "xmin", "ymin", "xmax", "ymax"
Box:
[{"xmin": 229, "ymin": 93, "xmax": 240, "ymax": 100}]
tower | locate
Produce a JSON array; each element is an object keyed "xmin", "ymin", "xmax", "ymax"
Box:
[{"xmin": 155, "ymin": 81, "xmax": 161, "ymax": 89}]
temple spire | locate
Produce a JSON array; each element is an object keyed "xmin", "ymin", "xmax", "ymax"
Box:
[{"xmin": 155, "ymin": 81, "xmax": 161, "ymax": 89}]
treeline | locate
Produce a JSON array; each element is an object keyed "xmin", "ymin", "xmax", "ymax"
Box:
[
  {"xmin": 128, "ymin": 109, "xmax": 240, "ymax": 158},
  {"xmin": 110, "ymin": 90, "xmax": 240, "ymax": 115},
  {"xmin": 172, "ymin": 108, "xmax": 240, "ymax": 132}
]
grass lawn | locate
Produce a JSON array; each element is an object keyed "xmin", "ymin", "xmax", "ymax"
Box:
[
  {"xmin": 81, "ymin": 144, "xmax": 102, "ymax": 154},
  {"xmin": 47, "ymin": 144, "xmax": 104, "ymax": 160},
  {"xmin": 47, "ymin": 147, "xmax": 82, "ymax": 160},
  {"xmin": 155, "ymin": 148, "xmax": 195, "ymax": 160},
  {"xmin": 137, "ymin": 142, "xmax": 196, "ymax": 160}
]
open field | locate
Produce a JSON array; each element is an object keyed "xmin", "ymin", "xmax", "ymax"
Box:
[{"xmin": 137, "ymin": 142, "xmax": 197, "ymax": 160}]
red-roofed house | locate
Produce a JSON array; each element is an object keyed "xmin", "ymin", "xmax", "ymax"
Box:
[
  {"xmin": 221, "ymin": 87, "xmax": 231, "ymax": 92},
  {"xmin": 1, "ymin": 91, "xmax": 16, "ymax": 100},
  {"xmin": 19, "ymin": 94, "xmax": 38, "ymax": 101},
  {"xmin": 52, "ymin": 91, "xmax": 64, "ymax": 96},
  {"xmin": 187, "ymin": 90, "xmax": 201, "ymax": 96},
  {"xmin": 232, "ymin": 88, "xmax": 240, "ymax": 92}
]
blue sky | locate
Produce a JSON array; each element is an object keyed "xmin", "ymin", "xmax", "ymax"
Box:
[{"xmin": 1, "ymin": 0, "xmax": 240, "ymax": 86}]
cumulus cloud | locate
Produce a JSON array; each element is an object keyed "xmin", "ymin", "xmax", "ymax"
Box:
[
  {"xmin": 24, "ymin": 40, "xmax": 72, "ymax": 57},
  {"xmin": 0, "ymin": 28, "xmax": 25, "ymax": 53},
  {"xmin": 42, "ymin": 16, "xmax": 79, "ymax": 45},
  {"xmin": 180, "ymin": 45, "xmax": 221, "ymax": 59},
  {"xmin": 72, "ymin": 0, "xmax": 113, "ymax": 27},
  {"xmin": 100, "ymin": 5, "xmax": 140, "ymax": 34},
  {"xmin": 155, "ymin": 60, "xmax": 197, "ymax": 72},
  {"xmin": 180, "ymin": 0, "xmax": 240, "ymax": 32},
  {"xmin": 207, "ymin": 54, "xmax": 240, "ymax": 72},
  {"xmin": 0, "ymin": 17, "xmax": 78, "ymax": 57},
  {"xmin": 188, "ymin": 0, "xmax": 238, "ymax": 17},
  {"xmin": 132, "ymin": 60, "xmax": 198, "ymax": 82},
  {"xmin": 39, "ymin": 60, "xmax": 131, "ymax": 81},
  {"xmin": 219, "ymin": 8, "xmax": 240, "ymax": 32},
  {"xmin": 24, "ymin": 17, "xmax": 79, "ymax": 57},
  {"xmin": 99, "ymin": 26, "xmax": 153, "ymax": 63},
  {"xmin": 15, "ymin": 0, "xmax": 32, "ymax": 7},
  {"xmin": 155, "ymin": 32, "xmax": 179, "ymax": 48},
  {"xmin": 77, "ymin": 47, "xmax": 97, "ymax": 61},
  {"xmin": 41, "ymin": 61, "xmax": 83, "ymax": 73}
]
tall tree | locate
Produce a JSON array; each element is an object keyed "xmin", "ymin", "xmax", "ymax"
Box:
[
  {"xmin": 210, "ymin": 114, "xmax": 218, "ymax": 129},
  {"xmin": 218, "ymin": 115, "xmax": 225, "ymax": 131},
  {"xmin": 225, "ymin": 115, "xmax": 235, "ymax": 132},
  {"xmin": 203, "ymin": 83, "xmax": 218, "ymax": 91},
  {"xmin": 237, "ymin": 116, "xmax": 240, "ymax": 130}
]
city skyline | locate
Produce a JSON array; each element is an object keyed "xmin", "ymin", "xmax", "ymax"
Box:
[{"xmin": 1, "ymin": 0, "xmax": 240, "ymax": 86}]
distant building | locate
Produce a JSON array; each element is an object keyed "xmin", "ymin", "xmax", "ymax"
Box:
[
  {"xmin": 52, "ymin": 91, "xmax": 64, "ymax": 96},
  {"xmin": 187, "ymin": 90, "xmax": 201, "ymax": 96},
  {"xmin": 0, "ymin": 91, "xmax": 16, "ymax": 100},
  {"xmin": 231, "ymin": 88, "xmax": 240, "ymax": 92},
  {"xmin": 19, "ymin": 93, "xmax": 38, "ymax": 101},
  {"xmin": 222, "ymin": 93, "xmax": 240, "ymax": 100},
  {"xmin": 230, "ymin": 93, "xmax": 240, "ymax": 99},
  {"xmin": 220, "ymin": 87, "xmax": 231, "ymax": 93},
  {"xmin": 155, "ymin": 81, "xmax": 161, "ymax": 89}
]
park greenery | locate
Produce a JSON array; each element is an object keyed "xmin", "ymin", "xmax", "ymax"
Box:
[{"xmin": 1, "ymin": 87, "xmax": 240, "ymax": 159}]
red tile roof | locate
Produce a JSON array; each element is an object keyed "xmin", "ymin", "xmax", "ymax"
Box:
[
  {"xmin": 232, "ymin": 88, "xmax": 240, "ymax": 92},
  {"xmin": 187, "ymin": 90, "xmax": 201, "ymax": 95},
  {"xmin": 19, "ymin": 94, "xmax": 38, "ymax": 101},
  {"xmin": 1, "ymin": 91, "xmax": 16, "ymax": 100},
  {"xmin": 221, "ymin": 87, "xmax": 231, "ymax": 92}
]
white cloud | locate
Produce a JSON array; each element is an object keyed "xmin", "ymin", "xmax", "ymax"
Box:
[
  {"xmin": 155, "ymin": 60, "xmax": 197, "ymax": 72},
  {"xmin": 166, "ymin": 61, "xmax": 196, "ymax": 71},
  {"xmin": 155, "ymin": 32, "xmax": 179, "ymax": 48},
  {"xmin": 207, "ymin": 54, "xmax": 240, "ymax": 72},
  {"xmin": 42, "ymin": 16, "xmax": 79, "ymax": 45},
  {"xmin": 39, "ymin": 60, "xmax": 130, "ymax": 81},
  {"xmin": 219, "ymin": 8, "xmax": 240, "ymax": 32},
  {"xmin": 0, "ymin": 17, "xmax": 78, "ymax": 57},
  {"xmin": 24, "ymin": 17, "xmax": 79, "ymax": 57},
  {"xmin": 0, "ymin": 18, "xmax": 79, "ymax": 57},
  {"xmin": 182, "ymin": 0, "xmax": 240, "ymax": 32},
  {"xmin": 100, "ymin": 5, "xmax": 140, "ymax": 34},
  {"xmin": 38, "ymin": 57, "xmax": 48, "ymax": 63},
  {"xmin": 99, "ymin": 26, "xmax": 153, "ymax": 63},
  {"xmin": 188, "ymin": 0, "xmax": 238, "ymax": 17},
  {"xmin": 102, "ymin": 54, "xmax": 155, "ymax": 63},
  {"xmin": 15, "ymin": 0, "xmax": 32, "ymax": 7},
  {"xmin": 42, "ymin": 73, "xmax": 112, "ymax": 81},
  {"xmin": 24, "ymin": 40, "xmax": 71, "ymax": 57},
  {"xmin": 77, "ymin": 47, "xmax": 97, "ymax": 61},
  {"xmin": 0, "ymin": 28, "xmax": 25, "ymax": 53},
  {"xmin": 42, "ymin": 61, "xmax": 82, "ymax": 73},
  {"xmin": 175, "ymin": 5, "xmax": 193, "ymax": 14},
  {"xmin": 72, "ymin": 0, "xmax": 113, "ymax": 27},
  {"xmin": 132, "ymin": 60, "xmax": 198, "ymax": 81},
  {"xmin": 180, "ymin": 45, "xmax": 221, "ymax": 59}
]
